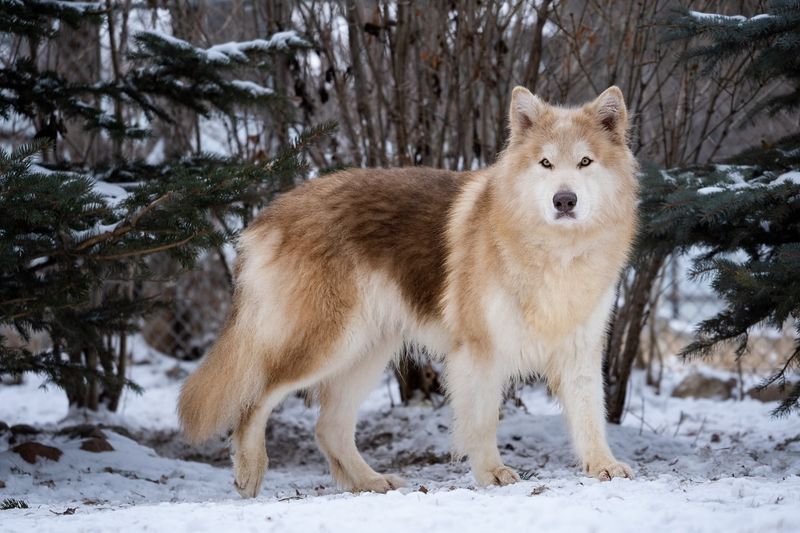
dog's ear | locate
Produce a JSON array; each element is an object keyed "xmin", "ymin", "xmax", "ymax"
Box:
[
  {"xmin": 509, "ymin": 86, "xmax": 544, "ymax": 137},
  {"xmin": 591, "ymin": 86, "xmax": 628, "ymax": 143}
]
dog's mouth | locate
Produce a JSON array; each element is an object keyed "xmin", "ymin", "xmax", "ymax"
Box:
[{"xmin": 555, "ymin": 212, "xmax": 576, "ymax": 220}]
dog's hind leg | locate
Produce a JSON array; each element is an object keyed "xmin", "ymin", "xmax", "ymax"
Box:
[
  {"xmin": 315, "ymin": 338, "xmax": 405, "ymax": 493},
  {"xmin": 231, "ymin": 386, "xmax": 288, "ymax": 498}
]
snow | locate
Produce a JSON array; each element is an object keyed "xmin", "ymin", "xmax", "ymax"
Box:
[
  {"xmin": 1, "ymin": 341, "xmax": 798, "ymax": 532},
  {"xmin": 146, "ymin": 138, "xmax": 165, "ymax": 165},
  {"xmin": 92, "ymin": 180, "xmax": 129, "ymax": 207},
  {"xmin": 687, "ymin": 10, "xmax": 776, "ymax": 29},
  {"xmin": 196, "ymin": 115, "xmax": 232, "ymax": 156},
  {"xmin": 29, "ymin": 164, "xmax": 130, "ymax": 208},
  {"xmin": 70, "ymin": 222, "xmax": 120, "ymax": 243},
  {"xmin": 206, "ymin": 32, "xmax": 309, "ymax": 61},
  {"xmin": 137, "ymin": 30, "xmax": 309, "ymax": 65},
  {"xmin": 687, "ymin": 11, "xmax": 747, "ymax": 23},
  {"xmin": 695, "ymin": 166, "xmax": 800, "ymax": 195},
  {"xmin": 229, "ymin": 80, "xmax": 274, "ymax": 97},
  {"xmin": 264, "ymin": 30, "xmax": 310, "ymax": 50},
  {"xmin": 63, "ymin": 177, "xmax": 129, "ymax": 242},
  {"xmin": 27, "ymin": 164, "xmax": 54, "ymax": 178},
  {"xmin": 771, "ymin": 171, "xmax": 800, "ymax": 186},
  {"xmin": 696, "ymin": 186, "xmax": 724, "ymax": 195},
  {"xmin": 139, "ymin": 30, "xmax": 194, "ymax": 51}
]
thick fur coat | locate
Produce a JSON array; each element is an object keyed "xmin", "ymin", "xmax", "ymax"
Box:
[{"xmin": 178, "ymin": 86, "xmax": 639, "ymax": 497}]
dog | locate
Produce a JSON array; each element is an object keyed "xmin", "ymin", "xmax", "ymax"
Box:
[{"xmin": 178, "ymin": 85, "xmax": 639, "ymax": 497}]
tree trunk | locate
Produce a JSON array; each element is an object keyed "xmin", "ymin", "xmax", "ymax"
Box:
[
  {"xmin": 603, "ymin": 253, "xmax": 666, "ymax": 423},
  {"xmin": 393, "ymin": 345, "xmax": 443, "ymax": 404},
  {"xmin": 52, "ymin": 13, "xmax": 103, "ymax": 165}
]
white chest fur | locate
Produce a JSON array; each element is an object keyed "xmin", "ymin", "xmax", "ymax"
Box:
[{"xmin": 482, "ymin": 278, "xmax": 616, "ymax": 381}]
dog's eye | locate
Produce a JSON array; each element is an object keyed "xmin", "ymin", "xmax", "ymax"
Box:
[
  {"xmin": 579, "ymin": 157, "xmax": 593, "ymax": 168},
  {"xmin": 540, "ymin": 158, "xmax": 553, "ymax": 169}
]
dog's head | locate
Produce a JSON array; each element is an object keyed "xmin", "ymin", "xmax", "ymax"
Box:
[{"xmin": 497, "ymin": 86, "xmax": 638, "ymax": 233}]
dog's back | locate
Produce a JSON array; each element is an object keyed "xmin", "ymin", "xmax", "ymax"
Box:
[{"xmin": 255, "ymin": 167, "xmax": 464, "ymax": 318}]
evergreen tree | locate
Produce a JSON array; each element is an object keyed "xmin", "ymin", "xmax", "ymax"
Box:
[
  {"xmin": 638, "ymin": 1, "xmax": 800, "ymax": 415},
  {"xmin": 668, "ymin": 1, "xmax": 800, "ymax": 115},
  {"xmin": 0, "ymin": 1, "xmax": 332, "ymax": 410}
]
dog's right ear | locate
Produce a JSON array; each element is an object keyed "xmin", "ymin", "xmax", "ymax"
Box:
[{"xmin": 509, "ymin": 86, "xmax": 544, "ymax": 137}]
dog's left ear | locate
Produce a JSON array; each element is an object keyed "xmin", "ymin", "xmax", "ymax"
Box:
[{"xmin": 591, "ymin": 86, "xmax": 628, "ymax": 143}]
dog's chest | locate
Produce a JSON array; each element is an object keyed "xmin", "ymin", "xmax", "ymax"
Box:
[
  {"xmin": 530, "ymin": 263, "xmax": 610, "ymax": 335},
  {"xmin": 484, "ymin": 251, "xmax": 615, "ymax": 364}
]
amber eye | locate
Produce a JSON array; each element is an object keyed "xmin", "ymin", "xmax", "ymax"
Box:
[
  {"xmin": 579, "ymin": 157, "xmax": 593, "ymax": 168},
  {"xmin": 540, "ymin": 158, "xmax": 553, "ymax": 169}
]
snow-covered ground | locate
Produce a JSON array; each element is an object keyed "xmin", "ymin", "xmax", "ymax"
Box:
[{"xmin": 0, "ymin": 344, "xmax": 798, "ymax": 532}]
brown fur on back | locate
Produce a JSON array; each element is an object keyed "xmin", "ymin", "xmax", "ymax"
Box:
[{"xmin": 250, "ymin": 167, "xmax": 464, "ymax": 319}]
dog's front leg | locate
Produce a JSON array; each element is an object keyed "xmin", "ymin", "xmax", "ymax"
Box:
[
  {"xmin": 446, "ymin": 345, "xmax": 520, "ymax": 486},
  {"xmin": 552, "ymin": 335, "xmax": 634, "ymax": 481}
]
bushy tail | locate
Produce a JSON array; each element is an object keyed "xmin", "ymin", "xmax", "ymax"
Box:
[{"xmin": 177, "ymin": 321, "xmax": 263, "ymax": 444}]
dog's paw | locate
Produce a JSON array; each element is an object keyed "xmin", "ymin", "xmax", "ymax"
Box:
[
  {"xmin": 381, "ymin": 473, "xmax": 407, "ymax": 490},
  {"xmin": 232, "ymin": 451, "xmax": 268, "ymax": 498},
  {"xmin": 586, "ymin": 460, "xmax": 634, "ymax": 481},
  {"xmin": 475, "ymin": 465, "xmax": 521, "ymax": 487},
  {"xmin": 234, "ymin": 470, "xmax": 264, "ymax": 498},
  {"xmin": 348, "ymin": 473, "xmax": 406, "ymax": 494}
]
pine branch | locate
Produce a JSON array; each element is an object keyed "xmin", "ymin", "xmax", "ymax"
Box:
[
  {"xmin": 0, "ymin": 7, "xmax": 330, "ymax": 412},
  {"xmin": 641, "ymin": 148, "xmax": 800, "ymax": 414},
  {"xmin": 664, "ymin": 2, "xmax": 800, "ymax": 115}
]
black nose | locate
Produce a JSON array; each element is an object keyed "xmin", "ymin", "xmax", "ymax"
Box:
[{"xmin": 553, "ymin": 191, "xmax": 577, "ymax": 213}]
